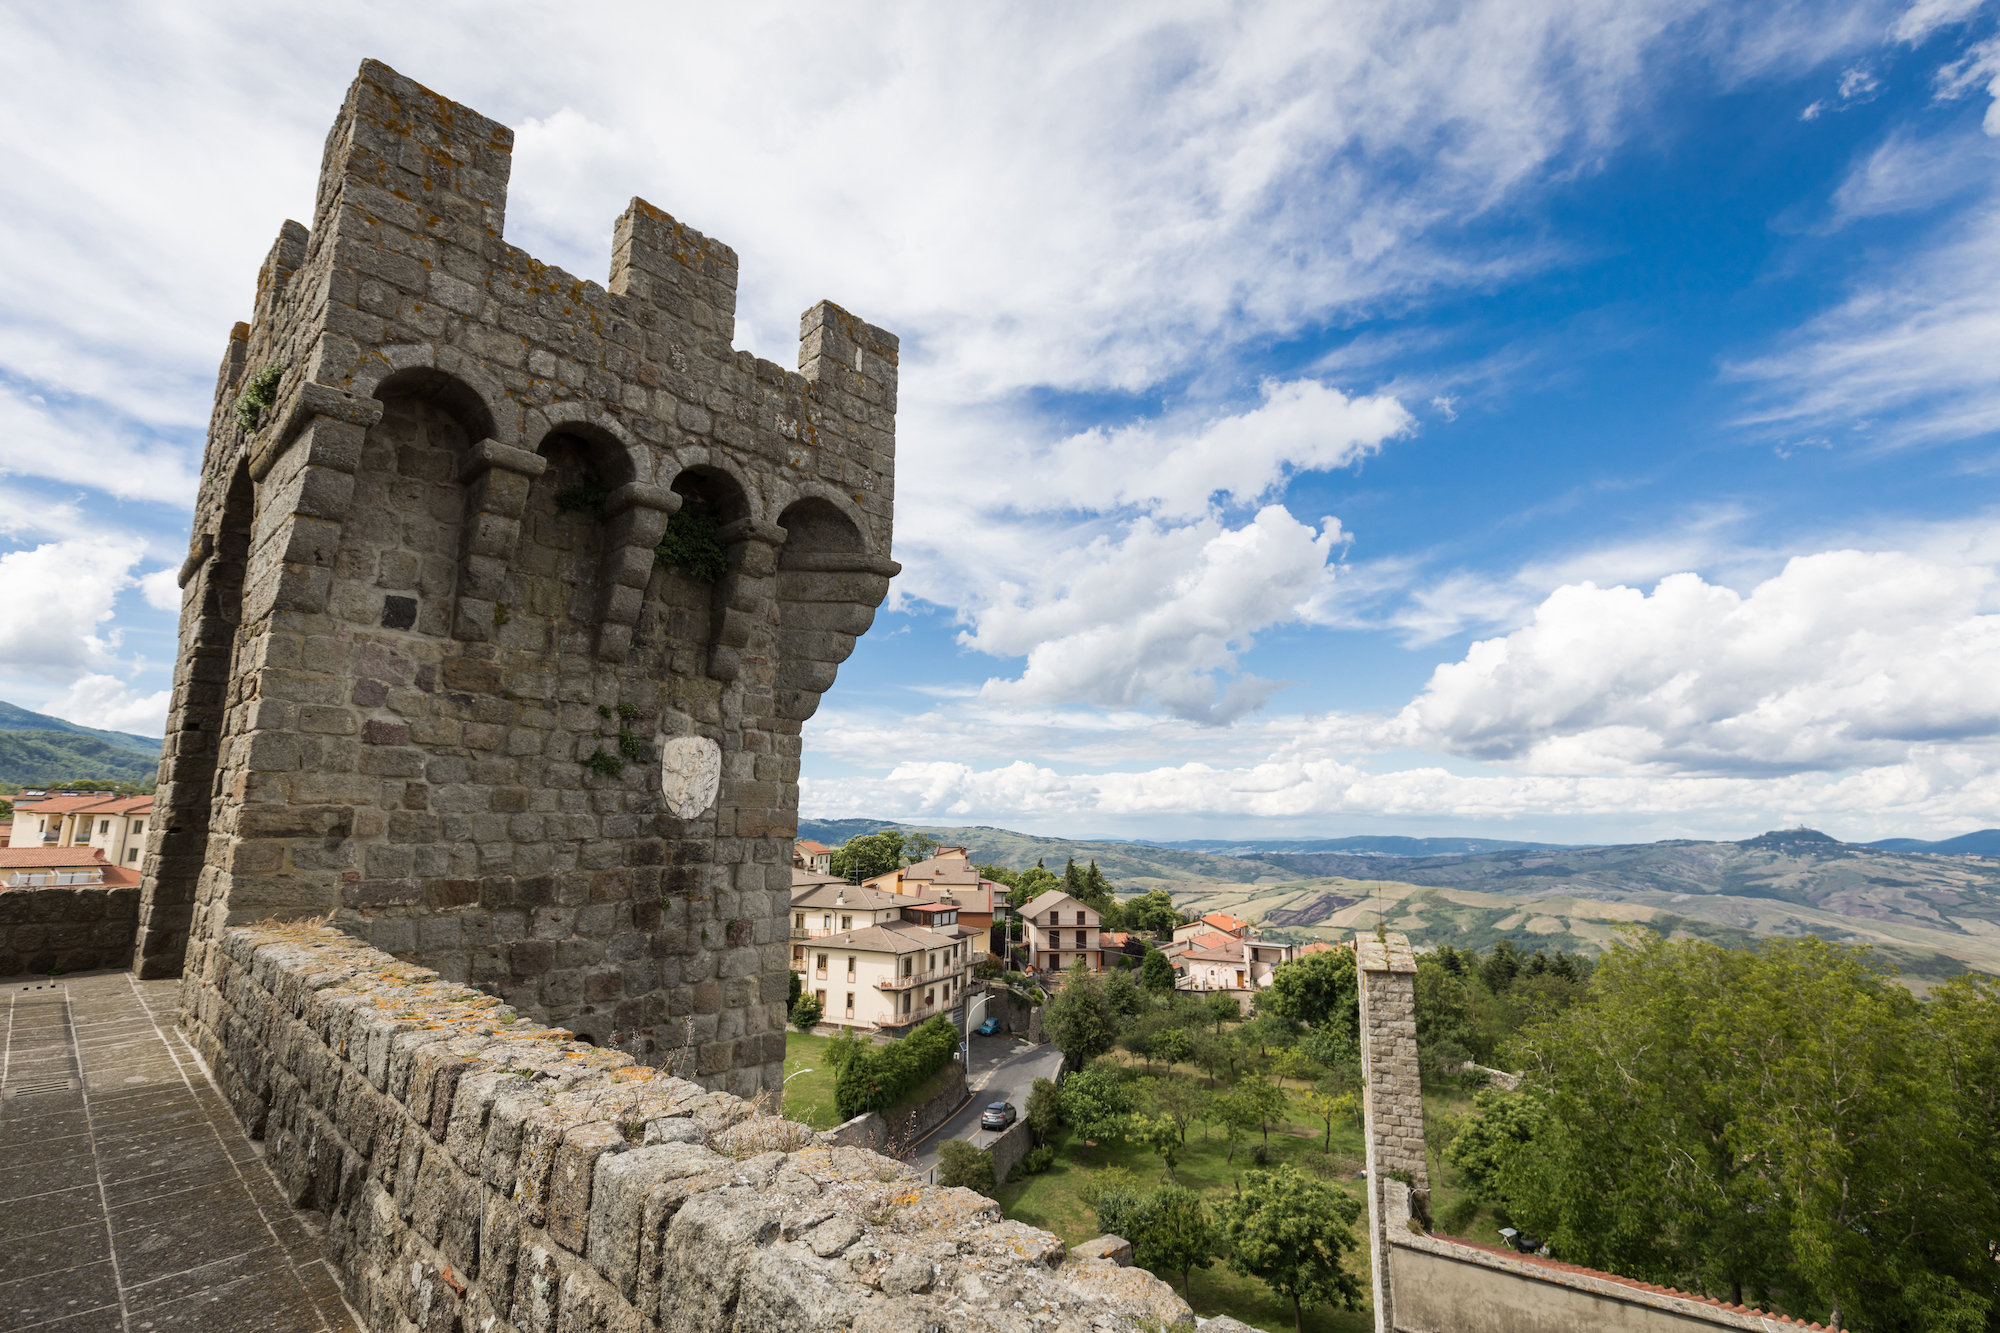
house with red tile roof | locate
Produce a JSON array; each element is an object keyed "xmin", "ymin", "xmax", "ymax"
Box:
[
  {"xmin": 0, "ymin": 845, "xmax": 140, "ymax": 888},
  {"xmin": 1171, "ymin": 910, "xmax": 1250, "ymax": 943}
]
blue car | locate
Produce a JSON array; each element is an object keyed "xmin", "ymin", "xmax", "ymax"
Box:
[{"xmin": 976, "ymin": 1017, "xmax": 1000, "ymax": 1036}]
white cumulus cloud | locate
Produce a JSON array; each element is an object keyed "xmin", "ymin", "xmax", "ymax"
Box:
[
  {"xmin": 44, "ymin": 672, "xmax": 170, "ymax": 737},
  {"xmin": 0, "ymin": 537, "xmax": 148, "ymax": 673},
  {"xmin": 965, "ymin": 506, "xmax": 1350, "ymax": 723}
]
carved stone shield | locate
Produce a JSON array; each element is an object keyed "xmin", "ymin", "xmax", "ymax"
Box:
[{"xmin": 660, "ymin": 736, "xmax": 722, "ymax": 819}]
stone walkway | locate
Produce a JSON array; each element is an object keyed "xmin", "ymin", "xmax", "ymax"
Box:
[{"xmin": 0, "ymin": 970, "xmax": 359, "ymax": 1332}]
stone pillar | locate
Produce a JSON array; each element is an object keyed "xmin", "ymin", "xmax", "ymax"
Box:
[{"xmin": 1358, "ymin": 931, "xmax": 1427, "ymax": 1333}]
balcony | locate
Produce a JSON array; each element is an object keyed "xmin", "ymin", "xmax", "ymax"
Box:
[{"xmin": 876, "ymin": 959, "xmax": 972, "ymax": 992}]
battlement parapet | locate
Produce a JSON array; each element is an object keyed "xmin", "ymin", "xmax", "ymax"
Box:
[{"xmin": 185, "ymin": 921, "xmax": 1192, "ymax": 1332}]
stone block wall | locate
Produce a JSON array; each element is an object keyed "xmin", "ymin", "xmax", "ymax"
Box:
[
  {"xmin": 143, "ymin": 58, "xmax": 903, "ymax": 1098},
  {"xmin": 1356, "ymin": 931, "xmax": 1426, "ymax": 1332},
  {"xmin": 0, "ymin": 886, "xmax": 140, "ymax": 977},
  {"xmin": 184, "ymin": 921, "xmax": 1193, "ymax": 1332}
]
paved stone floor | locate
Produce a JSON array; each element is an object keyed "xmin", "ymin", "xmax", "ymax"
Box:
[{"xmin": 1, "ymin": 970, "xmax": 360, "ymax": 1332}]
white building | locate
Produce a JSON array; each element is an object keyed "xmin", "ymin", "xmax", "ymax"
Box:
[{"xmin": 790, "ymin": 879, "xmax": 985, "ymax": 1033}]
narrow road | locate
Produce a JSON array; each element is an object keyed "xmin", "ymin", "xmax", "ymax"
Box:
[{"xmin": 911, "ymin": 1034, "xmax": 1064, "ymax": 1175}]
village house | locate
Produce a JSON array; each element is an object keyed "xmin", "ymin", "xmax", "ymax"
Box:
[
  {"xmin": 1171, "ymin": 910, "xmax": 1250, "ymax": 943},
  {"xmin": 790, "ymin": 881, "xmax": 985, "ymax": 1033},
  {"xmin": 6, "ymin": 793, "xmax": 152, "ymax": 857},
  {"xmin": 792, "ymin": 839, "xmax": 834, "ymax": 875},
  {"xmin": 860, "ymin": 845, "xmax": 1007, "ymax": 937},
  {"xmin": 0, "ymin": 845, "xmax": 142, "ymax": 889},
  {"xmin": 1168, "ymin": 928, "xmax": 1298, "ymax": 994},
  {"xmin": 1020, "ymin": 889, "xmax": 1103, "ymax": 974}
]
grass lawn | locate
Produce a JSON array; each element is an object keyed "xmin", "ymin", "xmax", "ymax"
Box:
[{"xmin": 782, "ymin": 1031, "xmax": 843, "ymax": 1128}]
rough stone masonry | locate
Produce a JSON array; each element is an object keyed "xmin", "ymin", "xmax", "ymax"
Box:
[{"xmin": 140, "ymin": 58, "xmax": 902, "ymax": 1097}]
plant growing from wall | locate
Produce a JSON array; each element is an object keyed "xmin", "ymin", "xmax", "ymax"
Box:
[
  {"xmin": 654, "ymin": 504, "xmax": 729, "ymax": 582},
  {"xmin": 234, "ymin": 362, "xmax": 285, "ymax": 431},
  {"xmin": 554, "ymin": 471, "xmax": 611, "ymax": 514}
]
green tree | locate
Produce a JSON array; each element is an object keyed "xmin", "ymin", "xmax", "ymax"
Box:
[
  {"xmin": 1046, "ymin": 960, "xmax": 1119, "ymax": 1070},
  {"xmin": 1444, "ymin": 1087, "xmax": 1543, "ymax": 1203},
  {"xmin": 829, "ymin": 830, "xmax": 905, "ymax": 880},
  {"xmin": 1130, "ymin": 1183, "xmax": 1217, "ymax": 1298},
  {"xmin": 1007, "ymin": 860, "xmax": 1063, "ymax": 908},
  {"xmin": 1413, "ymin": 954, "xmax": 1478, "ymax": 1076},
  {"xmin": 789, "ymin": 990, "xmax": 824, "ymax": 1032},
  {"xmin": 1204, "ymin": 991, "xmax": 1240, "ymax": 1032},
  {"xmin": 1237, "ymin": 1074, "xmax": 1287, "ymax": 1143},
  {"xmin": 1140, "ymin": 947, "xmax": 1176, "ymax": 993},
  {"xmin": 1210, "ymin": 1087, "xmax": 1258, "ymax": 1164},
  {"xmin": 936, "ymin": 1138, "xmax": 995, "ymax": 1197},
  {"xmin": 1061, "ymin": 1062, "xmax": 1135, "ymax": 1146},
  {"xmin": 905, "ymin": 831, "xmax": 940, "ymax": 863},
  {"xmin": 1152, "ymin": 1026, "xmax": 1193, "ymax": 1070},
  {"xmin": 1299, "ymin": 1088, "xmax": 1357, "ymax": 1153},
  {"xmin": 1129, "ymin": 1111, "xmax": 1182, "ymax": 1179},
  {"xmin": 1242, "ymin": 1009, "xmax": 1298, "ymax": 1058},
  {"xmin": 1502, "ymin": 931, "xmax": 2000, "ymax": 1327},
  {"xmin": 1146, "ymin": 1074, "xmax": 1206, "ymax": 1144},
  {"xmin": 1218, "ymin": 1166, "xmax": 1365, "ymax": 1333},
  {"xmin": 1122, "ymin": 890, "xmax": 1181, "ymax": 939},
  {"xmin": 1262, "ymin": 947, "xmax": 1360, "ymax": 1038},
  {"xmin": 1026, "ymin": 1075, "xmax": 1064, "ymax": 1145}
]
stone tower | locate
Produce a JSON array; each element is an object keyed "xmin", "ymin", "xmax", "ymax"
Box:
[{"xmin": 139, "ymin": 60, "xmax": 900, "ymax": 1095}]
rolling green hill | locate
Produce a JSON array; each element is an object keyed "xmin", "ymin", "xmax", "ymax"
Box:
[
  {"xmin": 0, "ymin": 731, "xmax": 162, "ymax": 786},
  {"xmin": 0, "ymin": 700, "xmax": 161, "ymax": 754},
  {"xmin": 0, "ymin": 699, "xmax": 162, "ymax": 786}
]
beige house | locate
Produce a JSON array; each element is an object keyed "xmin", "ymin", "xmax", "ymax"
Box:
[
  {"xmin": 793, "ymin": 839, "xmax": 833, "ymax": 874},
  {"xmin": 862, "ymin": 846, "xmax": 1006, "ymax": 935},
  {"xmin": 1020, "ymin": 889, "xmax": 1102, "ymax": 974},
  {"xmin": 8, "ymin": 794, "xmax": 152, "ymax": 860},
  {"xmin": 790, "ymin": 881, "xmax": 985, "ymax": 1033}
]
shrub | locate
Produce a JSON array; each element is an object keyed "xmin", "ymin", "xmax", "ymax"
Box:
[
  {"xmin": 833, "ymin": 1015, "xmax": 957, "ymax": 1119},
  {"xmin": 1249, "ymin": 1142, "xmax": 1272, "ymax": 1167},
  {"xmin": 1022, "ymin": 1143, "xmax": 1057, "ymax": 1174},
  {"xmin": 654, "ymin": 505, "xmax": 729, "ymax": 581},
  {"xmin": 937, "ymin": 1138, "xmax": 996, "ymax": 1197},
  {"xmin": 1027, "ymin": 1075, "xmax": 1064, "ymax": 1145},
  {"xmin": 790, "ymin": 992, "xmax": 824, "ymax": 1032}
]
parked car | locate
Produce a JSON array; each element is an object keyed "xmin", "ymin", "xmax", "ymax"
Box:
[
  {"xmin": 979, "ymin": 1101, "xmax": 1017, "ymax": 1129},
  {"xmin": 975, "ymin": 1017, "xmax": 1000, "ymax": 1037}
]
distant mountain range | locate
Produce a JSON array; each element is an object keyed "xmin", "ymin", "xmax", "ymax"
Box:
[
  {"xmin": 1865, "ymin": 830, "xmax": 2000, "ymax": 855},
  {"xmin": 0, "ymin": 700, "xmax": 162, "ymax": 785},
  {"xmin": 1132, "ymin": 834, "xmax": 1578, "ymax": 856}
]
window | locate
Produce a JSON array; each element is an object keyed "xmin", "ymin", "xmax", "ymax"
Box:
[
  {"xmin": 846, "ymin": 956, "xmax": 856, "ymax": 980},
  {"xmin": 99, "ymin": 820, "xmax": 110, "ymax": 835},
  {"xmin": 795, "ymin": 913, "xmax": 806, "ymax": 930},
  {"xmin": 815, "ymin": 989, "xmax": 826, "ymax": 1009},
  {"xmin": 133, "ymin": 821, "xmax": 144, "ymax": 834},
  {"xmin": 822, "ymin": 914, "xmax": 832, "ymax": 930},
  {"xmin": 902, "ymin": 993, "xmax": 911, "ymax": 1014},
  {"xmin": 1047, "ymin": 912, "xmax": 1058, "ymax": 926},
  {"xmin": 1075, "ymin": 911, "xmax": 1086, "ymax": 925},
  {"xmin": 840, "ymin": 914, "xmax": 852, "ymax": 931},
  {"xmin": 126, "ymin": 849, "xmax": 138, "ymax": 861},
  {"xmin": 844, "ymin": 993, "xmax": 854, "ymax": 1017},
  {"xmin": 793, "ymin": 946, "xmax": 804, "ymax": 965},
  {"xmin": 902, "ymin": 956, "xmax": 913, "ymax": 976},
  {"xmin": 816, "ymin": 953, "xmax": 828, "ymax": 979}
]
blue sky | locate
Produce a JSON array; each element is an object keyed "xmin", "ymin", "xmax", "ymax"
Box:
[{"xmin": 4, "ymin": 2, "xmax": 2000, "ymax": 843}]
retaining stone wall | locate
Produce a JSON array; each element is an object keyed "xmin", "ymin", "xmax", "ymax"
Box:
[
  {"xmin": 186, "ymin": 921, "xmax": 1193, "ymax": 1332},
  {"xmin": 0, "ymin": 886, "xmax": 140, "ymax": 977},
  {"xmin": 984, "ymin": 1119, "xmax": 1033, "ymax": 1184}
]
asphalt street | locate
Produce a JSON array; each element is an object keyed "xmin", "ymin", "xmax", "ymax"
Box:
[{"xmin": 910, "ymin": 1032, "xmax": 1064, "ymax": 1176}]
